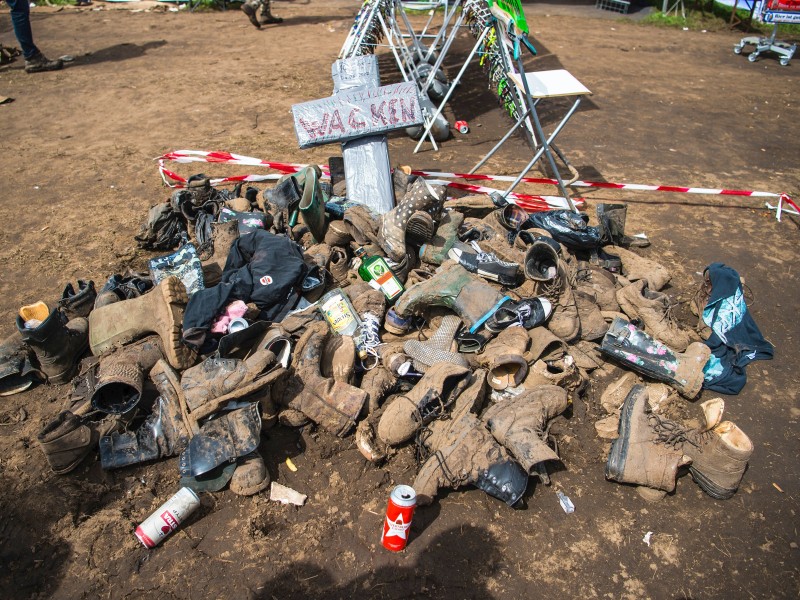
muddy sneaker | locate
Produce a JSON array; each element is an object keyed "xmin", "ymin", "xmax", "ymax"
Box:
[
  {"xmin": 448, "ymin": 241, "xmax": 519, "ymax": 286},
  {"xmin": 24, "ymin": 52, "xmax": 63, "ymax": 74},
  {"xmin": 230, "ymin": 451, "xmax": 271, "ymax": 496}
]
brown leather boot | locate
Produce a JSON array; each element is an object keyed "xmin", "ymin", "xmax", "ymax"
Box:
[
  {"xmin": 617, "ymin": 280, "xmax": 690, "ymax": 351},
  {"xmin": 377, "ymin": 362, "xmax": 471, "ymax": 446},
  {"xmin": 230, "ymin": 451, "xmax": 271, "ymax": 496},
  {"xmin": 605, "ymin": 385, "xmax": 689, "ymax": 492},
  {"xmin": 413, "ymin": 372, "xmax": 528, "ymax": 506},
  {"xmin": 88, "ymin": 276, "xmax": 195, "ymax": 370},
  {"xmin": 482, "ymin": 385, "xmax": 569, "ymax": 472},
  {"xmin": 614, "ymin": 247, "xmax": 671, "ymax": 291},
  {"xmin": 17, "ymin": 303, "xmax": 88, "ymax": 384},
  {"xmin": 38, "ymin": 411, "xmax": 119, "ymax": 474},
  {"xmin": 684, "ymin": 419, "xmax": 753, "ymax": 499},
  {"xmin": 201, "ymin": 220, "xmax": 240, "ymax": 287},
  {"xmin": 90, "ymin": 336, "xmax": 162, "ymax": 414},
  {"xmin": 476, "ymin": 326, "xmax": 530, "ymax": 390},
  {"xmin": 281, "ymin": 321, "xmax": 368, "ymax": 437}
]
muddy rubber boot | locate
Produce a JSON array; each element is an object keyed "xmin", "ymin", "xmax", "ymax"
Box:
[
  {"xmin": 88, "ymin": 276, "xmax": 196, "ymax": 370},
  {"xmin": 394, "ymin": 262, "xmax": 507, "ymax": 333},
  {"xmin": 295, "ymin": 165, "xmax": 327, "ymax": 242},
  {"xmin": 614, "ymin": 246, "xmax": 670, "ymax": 292},
  {"xmin": 420, "ymin": 210, "xmax": 464, "ymax": 266},
  {"xmin": 379, "ymin": 178, "xmax": 446, "ymax": 262},
  {"xmin": 230, "ymin": 451, "xmax": 271, "ymax": 496},
  {"xmin": 600, "ymin": 317, "xmax": 710, "ymax": 399},
  {"xmin": 201, "ymin": 220, "xmax": 240, "ymax": 287},
  {"xmin": 242, "ymin": 0, "xmax": 262, "ymax": 28},
  {"xmin": 38, "ymin": 411, "xmax": 115, "ymax": 474},
  {"xmin": 617, "ymin": 280, "xmax": 690, "ymax": 351},
  {"xmin": 17, "ymin": 303, "xmax": 88, "ymax": 385},
  {"xmin": 403, "ymin": 315, "xmax": 469, "ymax": 373},
  {"xmin": 482, "ymin": 385, "xmax": 569, "ymax": 472},
  {"xmin": 98, "ymin": 391, "xmax": 191, "ymax": 470},
  {"xmin": 321, "ymin": 335, "xmax": 356, "ymax": 383},
  {"xmin": 477, "ymin": 326, "xmax": 530, "ymax": 391},
  {"xmin": 413, "ymin": 373, "xmax": 528, "ymax": 506},
  {"xmin": 282, "ymin": 321, "xmax": 368, "ymax": 437},
  {"xmin": 58, "ymin": 280, "xmax": 96, "ymax": 320},
  {"xmin": 90, "ymin": 336, "xmax": 162, "ymax": 414},
  {"xmin": 361, "ymin": 365, "xmax": 397, "ymax": 415},
  {"xmin": 605, "ymin": 385, "xmax": 689, "ymax": 492},
  {"xmin": 596, "ymin": 203, "xmax": 649, "ymax": 248},
  {"xmin": 260, "ymin": 0, "xmax": 284, "ymax": 24},
  {"xmin": 684, "ymin": 421, "xmax": 753, "ymax": 499},
  {"xmin": 377, "ymin": 362, "xmax": 471, "ymax": 446}
]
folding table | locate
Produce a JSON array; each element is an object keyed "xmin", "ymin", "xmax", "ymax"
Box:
[{"xmin": 470, "ymin": 68, "xmax": 591, "ymax": 213}]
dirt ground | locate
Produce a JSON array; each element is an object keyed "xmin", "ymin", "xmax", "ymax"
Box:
[{"xmin": 1, "ymin": 1, "xmax": 799, "ymax": 598}]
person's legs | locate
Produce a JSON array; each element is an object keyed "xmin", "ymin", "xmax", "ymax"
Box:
[{"xmin": 6, "ymin": 0, "xmax": 41, "ymax": 59}]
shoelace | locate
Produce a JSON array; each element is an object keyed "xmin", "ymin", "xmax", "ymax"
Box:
[
  {"xmin": 469, "ymin": 241, "xmax": 516, "ymax": 268},
  {"xmin": 648, "ymin": 412, "xmax": 705, "ymax": 450},
  {"xmin": 356, "ymin": 312, "xmax": 382, "ymax": 370}
]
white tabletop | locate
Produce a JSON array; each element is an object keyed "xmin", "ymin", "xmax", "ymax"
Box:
[{"xmin": 508, "ymin": 69, "xmax": 592, "ymax": 98}]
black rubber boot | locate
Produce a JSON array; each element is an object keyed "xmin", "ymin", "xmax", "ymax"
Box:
[{"xmin": 17, "ymin": 304, "xmax": 88, "ymax": 384}]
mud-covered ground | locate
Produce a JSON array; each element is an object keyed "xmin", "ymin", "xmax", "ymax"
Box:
[{"xmin": 1, "ymin": 1, "xmax": 799, "ymax": 598}]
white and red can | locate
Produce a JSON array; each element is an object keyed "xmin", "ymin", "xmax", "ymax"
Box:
[
  {"xmin": 454, "ymin": 120, "xmax": 469, "ymax": 134},
  {"xmin": 381, "ymin": 485, "xmax": 417, "ymax": 552},
  {"xmin": 135, "ymin": 487, "xmax": 200, "ymax": 548}
]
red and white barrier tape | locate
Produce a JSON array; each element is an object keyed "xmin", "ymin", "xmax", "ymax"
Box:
[
  {"xmin": 156, "ymin": 150, "xmax": 580, "ymax": 212},
  {"xmin": 410, "ymin": 170, "xmax": 799, "ymax": 221}
]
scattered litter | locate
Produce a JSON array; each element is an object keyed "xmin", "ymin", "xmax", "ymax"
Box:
[
  {"xmin": 643, "ymin": 531, "xmax": 653, "ymax": 546},
  {"xmin": 135, "ymin": 487, "xmax": 200, "ymax": 548},
  {"xmin": 286, "ymin": 457, "xmax": 298, "ymax": 472},
  {"xmin": 773, "ymin": 482, "xmax": 784, "ymax": 493},
  {"xmin": 270, "ymin": 482, "xmax": 307, "ymax": 506},
  {"xmin": 556, "ymin": 491, "xmax": 574, "ymax": 514}
]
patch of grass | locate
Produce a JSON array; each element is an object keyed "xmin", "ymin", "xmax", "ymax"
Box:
[{"xmin": 639, "ymin": 0, "xmax": 800, "ymax": 38}]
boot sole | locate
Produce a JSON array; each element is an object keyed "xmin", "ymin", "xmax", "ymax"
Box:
[
  {"xmin": 688, "ymin": 466, "xmax": 736, "ymax": 500},
  {"xmin": 605, "ymin": 387, "xmax": 635, "ymax": 481},
  {"xmin": 476, "ymin": 267, "xmax": 517, "ymax": 287},
  {"xmin": 158, "ymin": 277, "xmax": 197, "ymax": 371}
]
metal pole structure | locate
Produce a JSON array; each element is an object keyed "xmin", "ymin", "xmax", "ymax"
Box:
[{"xmin": 413, "ymin": 26, "xmax": 490, "ymax": 153}]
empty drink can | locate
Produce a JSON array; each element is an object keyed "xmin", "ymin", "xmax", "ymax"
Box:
[
  {"xmin": 135, "ymin": 487, "xmax": 200, "ymax": 548},
  {"xmin": 454, "ymin": 120, "xmax": 469, "ymax": 134},
  {"xmin": 381, "ymin": 485, "xmax": 416, "ymax": 552}
]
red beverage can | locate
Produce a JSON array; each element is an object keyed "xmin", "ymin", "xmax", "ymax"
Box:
[
  {"xmin": 381, "ymin": 485, "xmax": 417, "ymax": 552},
  {"xmin": 135, "ymin": 487, "xmax": 200, "ymax": 548},
  {"xmin": 454, "ymin": 120, "xmax": 469, "ymax": 134}
]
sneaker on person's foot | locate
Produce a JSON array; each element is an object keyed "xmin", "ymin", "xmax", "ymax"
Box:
[
  {"xmin": 448, "ymin": 241, "xmax": 519, "ymax": 286},
  {"xmin": 24, "ymin": 52, "xmax": 63, "ymax": 74}
]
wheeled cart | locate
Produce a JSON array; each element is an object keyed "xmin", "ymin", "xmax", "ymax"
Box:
[{"xmin": 734, "ymin": 23, "xmax": 796, "ymax": 65}]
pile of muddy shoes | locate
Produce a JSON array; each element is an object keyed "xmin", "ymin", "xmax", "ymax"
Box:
[{"xmin": 0, "ymin": 167, "xmax": 772, "ymax": 506}]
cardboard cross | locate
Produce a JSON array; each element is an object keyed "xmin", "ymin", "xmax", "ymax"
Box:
[{"xmin": 291, "ymin": 55, "xmax": 424, "ymax": 215}]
